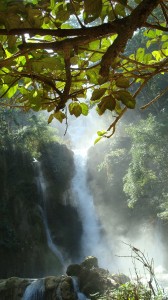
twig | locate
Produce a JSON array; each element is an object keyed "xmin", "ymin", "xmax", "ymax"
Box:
[
  {"xmin": 140, "ymin": 85, "xmax": 168, "ymax": 110},
  {"xmin": 64, "ymin": 106, "xmax": 68, "ymax": 136},
  {"xmin": 70, "ymin": 0, "xmax": 85, "ymax": 28},
  {"xmin": 105, "ymin": 107, "xmax": 127, "ymax": 138},
  {"xmin": 0, "ymin": 77, "xmax": 20, "ymax": 99}
]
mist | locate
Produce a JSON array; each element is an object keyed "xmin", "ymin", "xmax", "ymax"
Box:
[
  {"xmin": 61, "ymin": 107, "xmax": 168, "ymax": 289},
  {"xmin": 18, "ymin": 107, "xmax": 168, "ymax": 287}
]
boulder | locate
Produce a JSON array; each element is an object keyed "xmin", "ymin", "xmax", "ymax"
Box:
[
  {"xmin": 0, "ymin": 277, "xmax": 31, "ymax": 300},
  {"xmin": 66, "ymin": 256, "xmax": 129, "ymax": 298},
  {"xmin": 66, "ymin": 264, "xmax": 82, "ymax": 277},
  {"xmin": 81, "ymin": 256, "xmax": 98, "ymax": 269}
]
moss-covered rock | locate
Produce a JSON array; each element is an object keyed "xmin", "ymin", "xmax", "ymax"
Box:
[{"xmin": 66, "ymin": 257, "xmax": 130, "ymax": 297}]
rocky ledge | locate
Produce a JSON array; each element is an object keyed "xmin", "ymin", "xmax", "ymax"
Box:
[{"xmin": 0, "ymin": 256, "xmax": 130, "ymax": 300}]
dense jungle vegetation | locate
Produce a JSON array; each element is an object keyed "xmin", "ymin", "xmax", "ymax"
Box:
[{"xmin": 0, "ymin": 0, "xmax": 168, "ymax": 298}]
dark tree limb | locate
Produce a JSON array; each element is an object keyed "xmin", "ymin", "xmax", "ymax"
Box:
[{"xmin": 100, "ymin": 0, "xmax": 161, "ymax": 77}]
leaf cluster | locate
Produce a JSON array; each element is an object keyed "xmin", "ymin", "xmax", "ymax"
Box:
[{"xmin": 0, "ymin": 0, "xmax": 167, "ymax": 137}]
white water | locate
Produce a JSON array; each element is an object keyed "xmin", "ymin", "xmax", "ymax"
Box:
[
  {"xmin": 68, "ymin": 115, "xmax": 114, "ymax": 268},
  {"xmin": 22, "ymin": 279, "xmax": 45, "ymax": 300},
  {"xmin": 36, "ymin": 162, "xmax": 65, "ymax": 267},
  {"xmin": 72, "ymin": 276, "xmax": 88, "ymax": 300},
  {"xmin": 67, "ymin": 114, "xmax": 168, "ymax": 292},
  {"xmin": 71, "ymin": 149, "xmax": 101, "ymax": 257}
]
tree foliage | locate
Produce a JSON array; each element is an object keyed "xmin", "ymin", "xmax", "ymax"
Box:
[
  {"xmin": 0, "ymin": 0, "xmax": 168, "ymax": 136},
  {"xmin": 0, "ymin": 109, "xmax": 62, "ymax": 157},
  {"xmin": 123, "ymin": 113, "xmax": 168, "ymax": 218}
]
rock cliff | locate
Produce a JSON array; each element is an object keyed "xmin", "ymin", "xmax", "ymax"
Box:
[{"xmin": 0, "ymin": 141, "xmax": 82, "ymax": 278}]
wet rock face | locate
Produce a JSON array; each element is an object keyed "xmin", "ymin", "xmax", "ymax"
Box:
[
  {"xmin": 0, "ymin": 142, "xmax": 82, "ymax": 278},
  {"xmin": 0, "ymin": 276, "xmax": 77, "ymax": 300},
  {"xmin": 37, "ymin": 142, "xmax": 83, "ymax": 261}
]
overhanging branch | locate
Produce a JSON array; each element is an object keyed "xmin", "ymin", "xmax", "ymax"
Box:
[
  {"xmin": 0, "ymin": 22, "xmax": 119, "ymax": 38},
  {"xmin": 100, "ymin": 0, "xmax": 161, "ymax": 77}
]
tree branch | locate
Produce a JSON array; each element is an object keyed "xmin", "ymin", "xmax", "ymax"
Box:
[
  {"xmin": 0, "ymin": 78, "xmax": 20, "ymax": 99},
  {"xmin": 105, "ymin": 107, "xmax": 127, "ymax": 138},
  {"xmin": 18, "ymin": 36, "xmax": 94, "ymax": 51},
  {"xmin": 56, "ymin": 48, "xmax": 72, "ymax": 111},
  {"xmin": 160, "ymin": 1, "xmax": 168, "ymax": 25},
  {"xmin": 144, "ymin": 22, "xmax": 168, "ymax": 31},
  {"xmin": 100, "ymin": 0, "xmax": 161, "ymax": 77},
  {"xmin": 17, "ymin": 72, "xmax": 62, "ymax": 97},
  {"xmin": 140, "ymin": 85, "xmax": 168, "ymax": 110},
  {"xmin": 0, "ymin": 22, "xmax": 119, "ymax": 38}
]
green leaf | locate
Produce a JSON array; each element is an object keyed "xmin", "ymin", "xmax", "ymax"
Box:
[
  {"xmin": 94, "ymin": 136, "xmax": 103, "ymax": 145},
  {"xmin": 115, "ymin": 100, "xmax": 122, "ymax": 115},
  {"xmin": 7, "ymin": 84, "xmax": 18, "ymax": 98},
  {"xmin": 136, "ymin": 48, "xmax": 145, "ymax": 62},
  {"xmin": 84, "ymin": 0, "xmax": 102, "ymax": 16},
  {"xmin": 48, "ymin": 113, "xmax": 54, "ymax": 124},
  {"xmin": 88, "ymin": 40, "xmax": 101, "ymax": 50},
  {"xmin": 47, "ymin": 104, "xmax": 55, "ymax": 112},
  {"xmin": 115, "ymin": 4, "xmax": 126, "ymax": 17},
  {"xmin": 162, "ymin": 41, "xmax": 168, "ymax": 49},
  {"xmin": 97, "ymin": 130, "xmax": 107, "ymax": 136},
  {"xmin": 90, "ymin": 52, "xmax": 103, "ymax": 63},
  {"xmin": 161, "ymin": 35, "xmax": 168, "ymax": 42},
  {"xmin": 98, "ymin": 95, "xmax": 116, "ymax": 114},
  {"xmin": 108, "ymin": 10, "xmax": 115, "ymax": 22},
  {"xmin": 144, "ymin": 30, "xmax": 156, "ymax": 39},
  {"xmin": 152, "ymin": 50, "xmax": 162, "ymax": 61},
  {"xmin": 115, "ymin": 90, "xmax": 136, "ymax": 109},
  {"xmin": 54, "ymin": 111, "xmax": 66, "ymax": 123},
  {"xmin": 70, "ymin": 56, "xmax": 78, "ymax": 65},
  {"xmin": 146, "ymin": 38, "xmax": 158, "ymax": 49},
  {"xmin": 57, "ymin": 10, "xmax": 70, "ymax": 22},
  {"xmin": 69, "ymin": 102, "xmax": 82, "ymax": 117},
  {"xmin": 49, "ymin": 0, "xmax": 55, "ymax": 9},
  {"xmin": 91, "ymin": 88, "xmax": 107, "ymax": 101},
  {"xmin": 143, "ymin": 53, "xmax": 152, "ymax": 64},
  {"xmin": 86, "ymin": 69, "xmax": 99, "ymax": 84},
  {"xmin": 116, "ymin": 77, "xmax": 130, "ymax": 88},
  {"xmin": 44, "ymin": 35, "xmax": 53, "ymax": 42},
  {"xmin": 80, "ymin": 103, "xmax": 89, "ymax": 116}
]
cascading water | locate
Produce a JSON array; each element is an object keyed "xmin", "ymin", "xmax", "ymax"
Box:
[
  {"xmin": 35, "ymin": 162, "xmax": 65, "ymax": 267},
  {"xmin": 22, "ymin": 279, "xmax": 45, "ymax": 300},
  {"xmin": 72, "ymin": 276, "xmax": 88, "ymax": 300},
  {"xmin": 69, "ymin": 115, "xmax": 114, "ymax": 268},
  {"xmin": 71, "ymin": 149, "xmax": 101, "ymax": 257}
]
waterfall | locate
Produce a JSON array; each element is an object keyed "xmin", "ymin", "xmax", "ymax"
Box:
[
  {"xmin": 72, "ymin": 276, "xmax": 87, "ymax": 300},
  {"xmin": 71, "ymin": 148, "xmax": 113, "ymax": 268},
  {"xmin": 69, "ymin": 114, "xmax": 114, "ymax": 268},
  {"xmin": 71, "ymin": 149, "xmax": 100, "ymax": 256},
  {"xmin": 35, "ymin": 162, "xmax": 65, "ymax": 267},
  {"xmin": 22, "ymin": 279, "xmax": 45, "ymax": 300}
]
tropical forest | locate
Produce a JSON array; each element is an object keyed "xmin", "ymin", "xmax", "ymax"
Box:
[{"xmin": 0, "ymin": 0, "xmax": 168, "ymax": 299}]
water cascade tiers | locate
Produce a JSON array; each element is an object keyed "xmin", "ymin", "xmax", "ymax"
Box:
[{"xmin": 0, "ymin": 256, "xmax": 129, "ymax": 300}]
